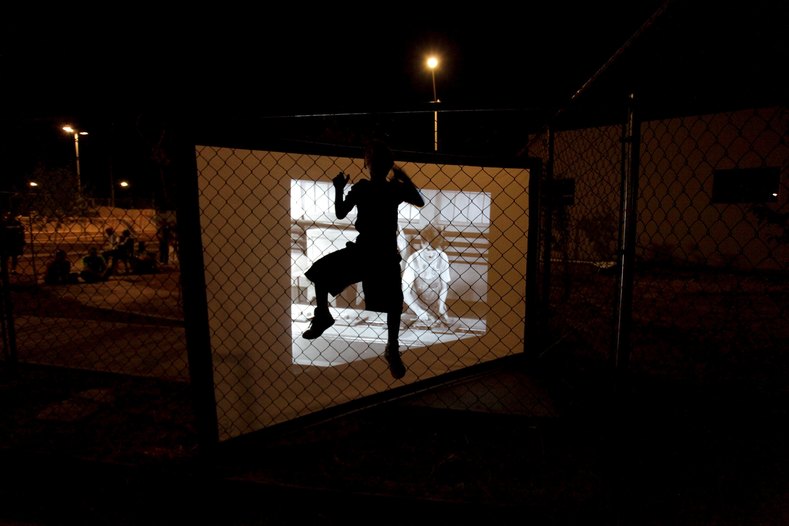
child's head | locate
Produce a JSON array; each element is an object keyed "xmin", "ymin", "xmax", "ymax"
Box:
[{"xmin": 363, "ymin": 140, "xmax": 394, "ymax": 180}]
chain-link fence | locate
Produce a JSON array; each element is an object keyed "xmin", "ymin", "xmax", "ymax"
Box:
[
  {"xmin": 520, "ymin": 0, "xmax": 788, "ymax": 392},
  {"xmin": 2, "ymin": 0, "xmax": 785, "ymax": 455},
  {"xmin": 529, "ymin": 102, "xmax": 787, "ymax": 390},
  {"xmin": 1, "ymin": 190, "xmax": 185, "ymax": 376},
  {"xmin": 0, "ymin": 124, "xmax": 538, "ymax": 451}
]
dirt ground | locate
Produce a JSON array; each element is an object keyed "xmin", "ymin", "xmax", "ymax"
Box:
[
  {"xmin": 1, "ymin": 257, "xmax": 787, "ymax": 524},
  {"xmin": 2, "ymin": 344, "xmax": 789, "ymax": 525}
]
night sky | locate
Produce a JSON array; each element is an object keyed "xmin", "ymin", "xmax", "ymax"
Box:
[
  {"xmin": 4, "ymin": 3, "xmax": 666, "ymax": 115},
  {"xmin": 2, "ymin": 1, "xmax": 785, "ymax": 203}
]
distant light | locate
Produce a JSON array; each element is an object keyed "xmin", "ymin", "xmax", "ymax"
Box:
[
  {"xmin": 426, "ymin": 56, "xmax": 439, "ymax": 70},
  {"xmin": 29, "ymin": 181, "xmax": 38, "ymax": 187},
  {"xmin": 62, "ymin": 125, "xmax": 87, "ymax": 136},
  {"xmin": 772, "ymin": 192, "xmax": 779, "ymax": 197},
  {"xmin": 120, "ymin": 181, "xmax": 129, "ymax": 188}
]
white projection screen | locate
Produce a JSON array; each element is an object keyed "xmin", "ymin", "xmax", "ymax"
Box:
[{"xmin": 196, "ymin": 146, "xmax": 530, "ymax": 441}]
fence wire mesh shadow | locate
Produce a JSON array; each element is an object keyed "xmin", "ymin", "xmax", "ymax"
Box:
[{"xmin": 195, "ymin": 145, "xmax": 533, "ymax": 440}]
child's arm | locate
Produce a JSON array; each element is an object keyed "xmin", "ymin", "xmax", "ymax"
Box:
[
  {"xmin": 333, "ymin": 172, "xmax": 354, "ymax": 219},
  {"xmin": 392, "ymin": 167, "xmax": 425, "ymax": 207}
]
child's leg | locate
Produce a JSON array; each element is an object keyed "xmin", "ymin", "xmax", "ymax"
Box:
[
  {"xmin": 386, "ymin": 309, "xmax": 401, "ymax": 347},
  {"xmin": 315, "ymin": 283, "xmax": 330, "ymax": 314},
  {"xmin": 303, "ymin": 281, "xmax": 335, "ymax": 340},
  {"xmin": 385, "ymin": 309, "xmax": 406, "ymax": 379}
]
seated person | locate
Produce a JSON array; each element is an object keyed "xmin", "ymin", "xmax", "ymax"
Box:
[
  {"xmin": 79, "ymin": 247, "xmax": 109, "ymax": 283},
  {"xmin": 402, "ymin": 226, "xmax": 452, "ymax": 329},
  {"xmin": 130, "ymin": 241, "xmax": 159, "ymax": 274},
  {"xmin": 44, "ymin": 249, "xmax": 77, "ymax": 284}
]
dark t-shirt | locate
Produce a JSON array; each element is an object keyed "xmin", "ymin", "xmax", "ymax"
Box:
[{"xmin": 345, "ymin": 179, "xmax": 407, "ymax": 256}]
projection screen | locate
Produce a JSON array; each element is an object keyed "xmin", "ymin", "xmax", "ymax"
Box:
[{"xmin": 196, "ymin": 145, "xmax": 530, "ymax": 440}]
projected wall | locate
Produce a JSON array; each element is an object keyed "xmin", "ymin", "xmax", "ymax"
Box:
[
  {"xmin": 196, "ymin": 145, "xmax": 529, "ymax": 441},
  {"xmin": 291, "ymin": 180, "xmax": 491, "ymax": 366}
]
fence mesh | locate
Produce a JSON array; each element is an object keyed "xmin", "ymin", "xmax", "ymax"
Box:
[
  {"xmin": 529, "ymin": 105, "xmax": 787, "ymax": 389},
  {"xmin": 1, "ymin": 192, "xmax": 186, "ymax": 378},
  {"xmin": 2, "ymin": 0, "xmax": 785, "ymax": 454}
]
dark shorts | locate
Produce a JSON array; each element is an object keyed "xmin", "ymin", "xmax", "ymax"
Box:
[{"xmin": 304, "ymin": 242, "xmax": 403, "ymax": 313}]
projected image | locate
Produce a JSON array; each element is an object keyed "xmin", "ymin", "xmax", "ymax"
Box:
[{"xmin": 291, "ymin": 178, "xmax": 492, "ymax": 366}]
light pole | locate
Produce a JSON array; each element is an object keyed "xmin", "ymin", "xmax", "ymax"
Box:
[
  {"xmin": 62, "ymin": 125, "xmax": 88, "ymax": 194},
  {"xmin": 118, "ymin": 180, "xmax": 129, "ymax": 208},
  {"xmin": 427, "ymin": 56, "xmax": 440, "ymax": 152}
]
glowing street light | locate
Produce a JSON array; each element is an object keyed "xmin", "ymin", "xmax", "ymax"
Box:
[
  {"xmin": 426, "ymin": 56, "xmax": 440, "ymax": 151},
  {"xmin": 427, "ymin": 56, "xmax": 439, "ymax": 102},
  {"xmin": 111, "ymin": 180, "xmax": 130, "ymax": 207},
  {"xmin": 62, "ymin": 125, "xmax": 88, "ymax": 193}
]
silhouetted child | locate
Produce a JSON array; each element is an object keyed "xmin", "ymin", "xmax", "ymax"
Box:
[
  {"xmin": 102, "ymin": 227, "xmax": 119, "ymax": 273},
  {"xmin": 302, "ymin": 140, "xmax": 424, "ymax": 379},
  {"xmin": 116, "ymin": 229, "xmax": 135, "ymax": 274}
]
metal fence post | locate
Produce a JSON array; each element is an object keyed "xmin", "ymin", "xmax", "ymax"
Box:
[
  {"xmin": 612, "ymin": 93, "xmax": 641, "ymax": 374},
  {"xmin": 173, "ymin": 120, "xmax": 220, "ymax": 454},
  {"xmin": 526, "ymin": 158, "xmax": 543, "ymax": 357},
  {"xmin": 0, "ymin": 220, "xmax": 18, "ymax": 364},
  {"xmin": 541, "ymin": 128, "xmax": 555, "ymax": 316}
]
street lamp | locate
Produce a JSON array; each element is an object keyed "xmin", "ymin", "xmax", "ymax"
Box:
[
  {"xmin": 112, "ymin": 180, "xmax": 129, "ymax": 208},
  {"xmin": 426, "ymin": 56, "xmax": 440, "ymax": 151},
  {"xmin": 117, "ymin": 180, "xmax": 130, "ymax": 208},
  {"xmin": 62, "ymin": 125, "xmax": 88, "ymax": 193}
]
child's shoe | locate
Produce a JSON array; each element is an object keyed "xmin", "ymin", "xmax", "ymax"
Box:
[
  {"xmin": 302, "ymin": 310, "xmax": 335, "ymax": 339},
  {"xmin": 384, "ymin": 344, "xmax": 406, "ymax": 379}
]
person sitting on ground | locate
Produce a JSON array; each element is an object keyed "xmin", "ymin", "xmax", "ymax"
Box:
[
  {"xmin": 79, "ymin": 247, "xmax": 109, "ymax": 283},
  {"xmin": 44, "ymin": 249, "xmax": 78, "ymax": 285},
  {"xmin": 130, "ymin": 241, "xmax": 159, "ymax": 274},
  {"xmin": 402, "ymin": 225, "xmax": 452, "ymax": 329}
]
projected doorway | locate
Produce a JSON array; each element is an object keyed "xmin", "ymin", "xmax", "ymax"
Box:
[{"xmin": 291, "ymin": 179, "xmax": 491, "ymax": 366}]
